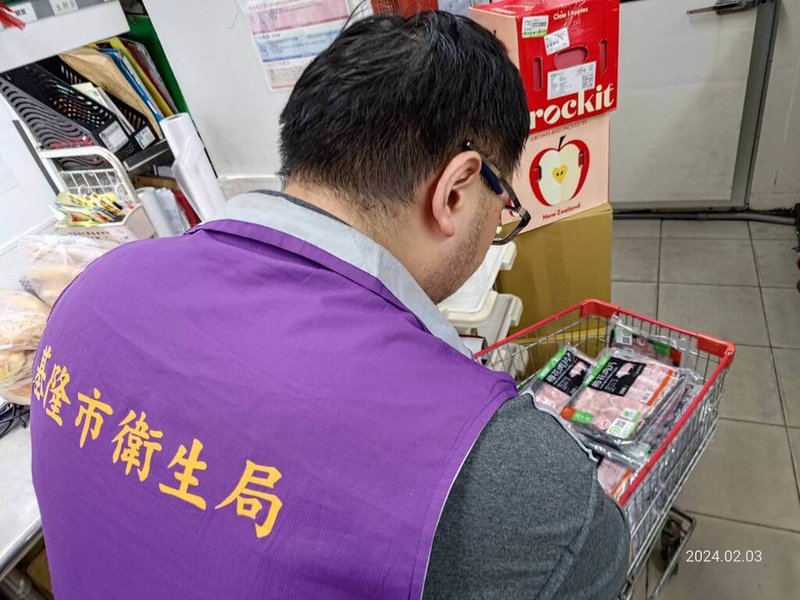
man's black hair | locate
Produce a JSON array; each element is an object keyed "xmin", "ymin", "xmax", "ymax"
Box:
[{"xmin": 279, "ymin": 10, "xmax": 529, "ymax": 213}]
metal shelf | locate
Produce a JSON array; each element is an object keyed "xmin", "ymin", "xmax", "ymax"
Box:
[{"xmin": 0, "ymin": 1, "xmax": 127, "ymax": 73}]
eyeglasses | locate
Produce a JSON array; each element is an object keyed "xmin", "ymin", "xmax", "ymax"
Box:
[
  {"xmin": 0, "ymin": 401, "xmax": 29, "ymax": 440},
  {"xmin": 464, "ymin": 141, "xmax": 530, "ymax": 245}
]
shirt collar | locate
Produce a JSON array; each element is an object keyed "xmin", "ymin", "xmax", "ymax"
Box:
[{"xmin": 223, "ymin": 191, "xmax": 470, "ymax": 357}]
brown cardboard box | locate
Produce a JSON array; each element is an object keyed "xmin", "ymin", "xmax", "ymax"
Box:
[
  {"xmin": 497, "ymin": 202, "xmax": 612, "ymax": 333},
  {"xmin": 26, "ymin": 548, "xmax": 53, "ymax": 598}
]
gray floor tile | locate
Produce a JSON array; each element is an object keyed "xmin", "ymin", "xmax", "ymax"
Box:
[
  {"xmin": 613, "ymin": 239, "xmax": 660, "ymax": 282},
  {"xmin": 750, "ymin": 221, "xmax": 798, "ymax": 240},
  {"xmin": 658, "ymin": 284, "xmax": 769, "ymax": 346},
  {"xmin": 754, "ymin": 240, "xmax": 799, "ymax": 288},
  {"xmin": 613, "ymin": 219, "xmax": 661, "ymax": 239},
  {"xmin": 662, "ymin": 220, "xmax": 749, "ymax": 240},
  {"xmin": 611, "ymin": 281, "xmax": 657, "ymax": 318},
  {"xmin": 660, "ymin": 239, "xmax": 758, "ymax": 286},
  {"xmin": 678, "ymin": 420, "xmax": 800, "ymax": 530},
  {"xmin": 762, "ymin": 288, "xmax": 800, "ymax": 349},
  {"xmin": 658, "ymin": 515, "xmax": 800, "ymax": 600},
  {"xmin": 720, "ymin": 346, "xmax": 783, "ymax": 426},
  {"xmin": 774, "ymin": 349, "xmax": 800, "ymax": 428},
  {"xmin": 629, "ymin": 563, "xmax": 647, "ymax": 599}
]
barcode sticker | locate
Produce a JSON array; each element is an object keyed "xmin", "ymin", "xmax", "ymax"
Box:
[
  {"xmin": 135, "ymin": 127, "xmax": 156, "ymax": 150},
  {"xmin": 50, "ymin": 0, "xmax": 78, "ymax": 15},
  {"xmin": 547, "ymin": 61, "xmax": 596, "ymax": 100},
  {"xmin": 521, "ymin": 15, "xmax": 548, "ymax": 38},
  {"xmin": 544, "ymin": 27, "xmax": 570, "ymax": 56},
  {"xmin": 12, "ymin": 2, "xmax": 38, "ymax": 24},
  {"xmin": 99, "ymin": 122, "xmax": 129, "ymax": 153}
]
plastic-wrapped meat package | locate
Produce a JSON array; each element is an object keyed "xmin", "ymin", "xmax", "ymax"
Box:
[
  {"xmin": 560, "ymin": 348, "xmax": 688, "ymax": 453},
  {"xmin": 519, "ymin": 345, "xmax": 594, "ymax": 414},
  {"xmin": 640, "ymin": 377, "xmax": 703, "ymax": 450},
  {"xmin": 607, "ymin": 316, "xmax": 692, "ymax": 367},
  {"xmin": 597, "ymin": 458, "xmax": 634, "ymax": 500}
]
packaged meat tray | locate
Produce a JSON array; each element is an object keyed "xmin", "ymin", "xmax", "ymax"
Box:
[
  {"xmin": 520, "ymin": 345, "xmax": 593, "ymax": 414},
  {"xmin": 597, "ymin": 457, "xmax": 634, "ymax": 501},
  {"xmin": 607, "ymin": 316, "xmax": 693, "ymax": 367},
  {"xmin": 560, "ymin": 347, "xmax": 688, "ymax": 453}
]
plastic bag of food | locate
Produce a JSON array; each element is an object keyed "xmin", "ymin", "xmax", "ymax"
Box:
[
  {"xmin": 0, "ymin": 349, "xmax": 34, "ymax": 405},
  {"xmin": 560, "ymin": 347, "xmax": 689, "ymax": 458},
  {"xmin": 607, "ymin": 315, "xmax": 694, "ymax": 367},
  {"xmin": 519, "ymin": 345, "xmax": 594, "ymax": 414},
  {"xmin": 0, "ymin": 290, "xmax": 50, "ymax": 350},
  {"xmin": 19, "ymin": 234, "xmax": 118, "ymax": 306}
]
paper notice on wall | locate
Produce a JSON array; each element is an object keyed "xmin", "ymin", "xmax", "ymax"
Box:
[
  {"xmin": 264, "ymin": 57, "xmax": 315, "ymax": 91},
  {"xmin": 242, "ymin": 0, "xmax": 350, "ymax": 91},
  {"xmin": 253, "ymin": 20, "xmax": 343, "ymax": 62},
  {"xmin": 547, "ymin": 62, "xmax": 596, "ymax": 100}
]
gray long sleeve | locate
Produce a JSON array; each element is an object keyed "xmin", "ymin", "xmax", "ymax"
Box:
[{"xmin": 423, "ymin": 395, "xmax": 630, "ymax": 599}]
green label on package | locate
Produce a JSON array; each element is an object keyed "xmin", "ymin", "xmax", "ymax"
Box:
[{"xmin": 571, "ymin": 410, "xmax": 595, "ymax": 425}]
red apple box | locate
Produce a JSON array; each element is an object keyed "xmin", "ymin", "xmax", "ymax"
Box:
[
  {"xmin": 508, "ymin": 114, "xmax": 610, "ymax": 232},
  {"xmin": 470, "ymin": 0, "xmax": 619, "ymax": 134}
]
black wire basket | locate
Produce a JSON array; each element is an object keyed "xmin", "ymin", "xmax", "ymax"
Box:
[
  {"xmin": 39, "ymin": 56, "xmax": 158, "ymax": 153},
  {"xmin": 0, "ymin": 61, "xmax": 154, "ymax": 171}
]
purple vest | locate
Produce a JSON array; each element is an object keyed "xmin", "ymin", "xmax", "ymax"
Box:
[{"xmin": 31, "ymin": 219, "xmax": 516, "ymax": 599}]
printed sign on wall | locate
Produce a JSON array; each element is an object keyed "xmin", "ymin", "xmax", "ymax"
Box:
[{"xmin": 241, "ymin": 0, "xmax": 350, "ymax": 92}]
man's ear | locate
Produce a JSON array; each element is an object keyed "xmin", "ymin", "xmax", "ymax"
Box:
[{"xmin": 429, "ymin": 151, "xmax": 483, "ymax": 239}]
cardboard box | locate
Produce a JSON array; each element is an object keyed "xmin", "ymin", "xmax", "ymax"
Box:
[
  {"xmin": 511, "ymin": 114, "xmax": 609, "ymax": 232},
  {"xmin": 497, "ymin": 202, "xmax": 612, "ymax": 333},
  {"xmin": 470, "ymin": 0, "xmax": 619, "ymax": 134},
  {"xmin": 26, "ymin": 548, "xmax": 53, "ymax": 598}
]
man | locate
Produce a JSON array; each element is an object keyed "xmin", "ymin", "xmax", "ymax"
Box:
[{"xmin": 31, "ymin": 11, "xmax": 628, "ymax": 600}]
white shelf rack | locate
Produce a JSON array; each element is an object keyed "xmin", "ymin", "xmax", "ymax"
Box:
[
  {"xmin": 438, "ymin": 242, "xmax": 519, "ymax": 334},
  {"xmin": 0, "ymin": 1, "xmax": 128, "ymax": 73}
]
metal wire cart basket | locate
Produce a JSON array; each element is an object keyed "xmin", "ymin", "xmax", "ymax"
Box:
[{"xmin": 475, "ymin": 299, "xmax": 735, "ymax": 599}]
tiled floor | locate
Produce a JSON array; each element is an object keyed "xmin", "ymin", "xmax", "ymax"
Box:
[{"xmin": 612, "ymin": 219, "xmax": 800, "ymax": 600}]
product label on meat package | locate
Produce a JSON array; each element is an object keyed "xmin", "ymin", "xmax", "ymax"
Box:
[
  {"xmin": 537, "ymin": 347, "xmax": 592, "ymax": 395},
  {"xmin": 611, "ymin": 325, "xmax": 682, "ymax": 366},
  {"xmin": 606, "ymin": 417, "xmax": 637, "ymax": 440},
  {"xmin": 585, "ymin": 355, "xmax": 646, "ymax": 397}
]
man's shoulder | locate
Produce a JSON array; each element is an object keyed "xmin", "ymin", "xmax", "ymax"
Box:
[
  {"xmin": 425, "ymin": 394, "xmax": 629, "ymax": 599},
  {"xmin": 459, "ymin": 394, "xmax": 599, "ymax": 509}
]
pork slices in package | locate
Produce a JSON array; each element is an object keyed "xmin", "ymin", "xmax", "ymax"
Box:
[
  {"xmin": 607, "ymin": 316, "xmax": 693, "ymax": 367},
  {"xmin": 519, "ymin": 345, "xmax": 594, "ymax": 414},
  {"xmin": 560, "ymin": 347, "xmax": 688, "ymax": 453},
  {"xmin": 597, "ymin": 458, "xmax": 634, "ymax": 501}
]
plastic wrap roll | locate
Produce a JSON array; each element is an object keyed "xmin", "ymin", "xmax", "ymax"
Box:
[
  {"xmin": 137, "ymin": 187, "xmax": 174, "ymax": 238},
  {"xmin": 161, "ymin": 113, "xmax": 227, "ymax": 221},
  {"xmin": 154, "ymin": 188, "xmax": 190, "ymax": 234}
]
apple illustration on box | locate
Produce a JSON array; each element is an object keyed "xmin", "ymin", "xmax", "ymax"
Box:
[{"xmin": 530, "ymin": 135, "xmax": 590, "ymax": 206}]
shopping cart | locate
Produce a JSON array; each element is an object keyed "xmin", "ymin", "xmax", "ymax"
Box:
[{"xmin": 475, "ymin": 299, "xmax": 735, "ymax": 600}]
